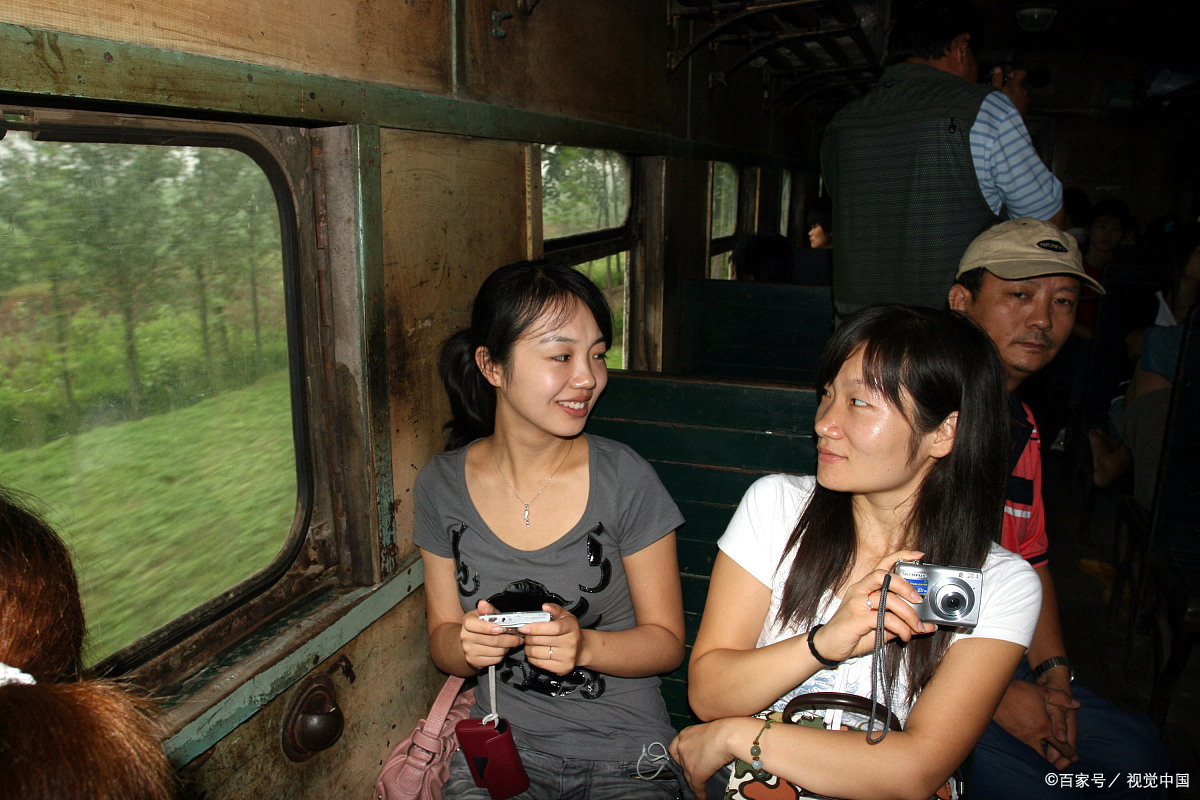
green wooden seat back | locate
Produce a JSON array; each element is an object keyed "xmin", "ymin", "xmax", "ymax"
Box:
[
  {"xmin": 680, "ymin": 278, "xmax": 833, "ymax": 384},
  {"xmin": 587, "ymin": 371, "xmax": 817, "ymax": 730}
]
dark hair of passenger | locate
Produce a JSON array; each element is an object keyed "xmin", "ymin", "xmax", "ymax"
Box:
[
  {"xmin": 0, "ymin": 490, "xmax": 85, "ymax": 681},
  {"xmin": 886, "ymin": 0, "xmax": 985, "ymax": 64},
  {"xmin": 732, "ymin": 234, "xmax": 794, "ymax": 283},
  {"xmin": 0, "ymin": 489, "xmax": 176, "ymax": 800},
  {"xmin": 954, "ymin": 266, "xmax": 987, "ymax": 297},
  {"xmin": 774, "ymin": 305, "xmax": 1010, "ymax": 701},
  {"xmin": 1089, "ymin": 197, "xmax": 1135, "ymax": 235},
  {"xmin": 805, "ymin": 199, "xmax": 833, "ymax": 236},
  {"xmin": 439, "ymin": 259, "xmax": 613, "ymax": 451}
]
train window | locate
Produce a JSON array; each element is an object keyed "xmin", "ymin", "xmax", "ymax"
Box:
[
  {"xmin": 574, "ymin": 254, "xmax": 627, "ymax": 369},
  {"xmin": 710, "ymin": 162, "xmax": 739, "ymax": 278},
  {"xmin": 780, "ymin": 170, "xmax": 793, "ymax": 236},
  {"xmin": 542, "ymin": 146, "xmax": 632, "ymax": 369},
  {"xmin": 0, "ymin": 130, "xmax": 295, "ymax": 664},
  {"xmin": 542, "ymin": 146, "xmax": 630, "ymax": 238}
]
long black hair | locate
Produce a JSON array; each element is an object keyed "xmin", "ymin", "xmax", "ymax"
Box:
[
  {"xmin": 439, "ymin": 260, "xmax": 613, "ymax": 451},
  {"xmin": 775, "ymin": 305, "xmax": 1010, "ymax": 701}
]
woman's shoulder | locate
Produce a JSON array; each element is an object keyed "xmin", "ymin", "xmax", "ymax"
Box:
[
  {"xmin": 981, "ymin": 541, "xmax": 1039, "ymax": 585},
  {"xmin": 414, "ymin": 443, "xmax": 470, "ymax": 490},
  {"xmin": 743, "ymin": 473, "xmax": 817, "ymax": 505},
  {"xmin": 585, "ymin": 433, "xmax": 656, "ymax": 471}
]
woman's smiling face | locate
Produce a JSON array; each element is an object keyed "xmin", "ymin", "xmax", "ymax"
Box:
[
  {"xmin": 484, "ymin": 296, "xmax": 609, "ymax": 440},
  {"xmin": 814, "ymin": 348, "xmax": 939, "ymax": 504}
]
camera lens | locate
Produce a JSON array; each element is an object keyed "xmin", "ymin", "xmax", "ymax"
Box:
[{"xmin": 932, "ymin": 579, "xmax": 974, "ymax": 621}]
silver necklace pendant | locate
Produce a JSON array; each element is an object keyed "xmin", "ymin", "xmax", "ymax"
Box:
[{"xmin": 523, "ymin": 504, "xmax": 530, "ymax": 527}]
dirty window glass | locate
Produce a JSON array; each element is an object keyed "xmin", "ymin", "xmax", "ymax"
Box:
[
  {"xmin": 711, "ymin": 162, "xmax": 738, "ymax": 239},
  {"xmin": 0, "ymin": 133, "xmax": 295, "ymax": 663},
  {"xmin": 780, "ymin": 171, "xmax": 793, "ymax": 236},
  {"xmin": 542, "ymin": 146, "xmax": 630, "ymax": 239}
]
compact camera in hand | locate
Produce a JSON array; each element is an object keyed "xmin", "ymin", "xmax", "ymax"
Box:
[
  {"xmin": 479, "ymin": 611, "xmax": 551, "ymax": 629},
  {"xmin": 893, "ymin": 560, "xmax": 983, "ymax": 629}
]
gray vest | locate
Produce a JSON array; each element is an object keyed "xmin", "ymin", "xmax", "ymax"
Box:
[{"xmin": 821, "ymin": 63, "xmax": 999, "ymax": 314}]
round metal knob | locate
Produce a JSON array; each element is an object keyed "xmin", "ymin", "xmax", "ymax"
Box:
[{"xmin": 282, "ymin": 675, "xmax": 344, "ymax": 761}]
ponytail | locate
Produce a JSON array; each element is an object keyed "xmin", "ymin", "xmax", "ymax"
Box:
[{"xmin": 439, "ymin": 329, "xmax": 497, "ymax": 451}]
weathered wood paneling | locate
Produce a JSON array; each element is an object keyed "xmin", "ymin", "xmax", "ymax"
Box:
[
  {"xmin": 380, "ymin": 129, "xmax": 532, "ymax": 566},
  {"xmin": 0, "ymin": 0, "xmax": 449, "ymax": 92},
  {"xmin": 462, "ymin": 1, "xmax": 680, "ymax": 136},
  {"xmin": 178, "ymin": 591, "xmax": 440, "ymax": 798}
]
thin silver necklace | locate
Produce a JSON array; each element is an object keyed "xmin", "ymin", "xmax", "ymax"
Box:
[{"xmin": 492, "ymin": 438, "xmax": 574, "ymax": 528}]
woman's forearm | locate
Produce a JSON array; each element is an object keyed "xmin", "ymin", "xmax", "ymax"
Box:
[
  {"xmin": 578, "ymin": 623, "xmax": 684, "ymax": 677},
  {"xmin": 688, "ymin": 636, "xmax": 822, "ymax": 720},
  {"xmin": 428, "ymin": 621, "xmax": 479, "ymax": 677}
]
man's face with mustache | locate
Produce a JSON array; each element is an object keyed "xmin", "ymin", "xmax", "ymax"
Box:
[{"xmin": 949, "ymin": 272, "xmax": 1081, "ymax": 392}]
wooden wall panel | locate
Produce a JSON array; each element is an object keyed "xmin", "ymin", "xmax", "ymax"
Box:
[
  {"xmin": 178, "ymin": 594, "xmax": 440, "ymax": 798},
  {"xmin": 462, "ymin": 1, "xmax": 680, "ymax": 135},
  {"xmin": 381, "ymin": 129, "xmax": 531, "ymax": 563},
  {"xmin": 0, "ymin": 0, "xmax": 448, "ymax": 92}
]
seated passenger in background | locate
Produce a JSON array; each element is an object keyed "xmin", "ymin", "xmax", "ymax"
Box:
[
  {"xmin": 1074, "ymin": 197, "xmax": 1136, "ymax": 341},
  {"xmin": 0, "ymin": 488, "xmax": 175, "ymax": 800},
  {"xmin": 806, "ymin": 198, "xmax": 833, "ymax": 251},
  {"xmin": 949, "ymin": 218, "xmax": 1172, "ymax": 799},
  {"xmin": 793, "ymin": 199, "xmax": 834, "ymax": 285},
  {"xmin": 1090, "ymin": 225, "xmax": 1200, "ymax": 507},
  {"xmin": 733, "ymin": 233, "xmax": 794, "ymax": 284},
  {"xmin": 670, "ymin": 305, "xmax": 1041, "ymax": 800},
  {"xmin": 416, "ymin": 260, "xmax": 687, "ymax": 799}
]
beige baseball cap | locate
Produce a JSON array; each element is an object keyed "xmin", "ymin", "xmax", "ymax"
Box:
[{"xmin": 957, "ymin": 217, "xmax": 1104, "ymax": 294}]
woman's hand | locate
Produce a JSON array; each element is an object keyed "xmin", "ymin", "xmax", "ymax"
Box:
[
  {"xmin": 460, "ymin": 600, "xmax": 527, "ymax": 670},
  {"xmin": 813, "ymin": 550, "xmax": 937, "ymax": 663},
  {"xmin": 521, "ymin": 603, "xmax": 582, "ymax": 675},
  {"xmin": 670, "ymin": 718, "xmax": 753, "ymax": 800}
]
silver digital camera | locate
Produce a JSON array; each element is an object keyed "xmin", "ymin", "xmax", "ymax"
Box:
[
  {"xmin": 479, "ymin": 611, "xmax": 552, "ymax": 629},
  {"xmin": 893, "ymin": 560, "xmax": 983, "ymax": 629}
]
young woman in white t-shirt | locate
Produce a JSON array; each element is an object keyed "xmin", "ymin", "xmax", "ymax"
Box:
[{"xmin": 670, "ymin": 305, "xmax": 1043, "ymax": 800}]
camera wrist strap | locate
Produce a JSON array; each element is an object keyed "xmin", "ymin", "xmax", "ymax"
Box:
[
  {"xmin": 867, "ymin": 572, "xmax": 897, "ymax": 744},
  {"xmin": 483, "ymin": 665, "xmax": 499, "ymax": 725}
]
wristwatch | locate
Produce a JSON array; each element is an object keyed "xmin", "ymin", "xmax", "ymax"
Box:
[{"xmin": 1032, "ymin": 656, "xmax": 1074, "ymax": 683}]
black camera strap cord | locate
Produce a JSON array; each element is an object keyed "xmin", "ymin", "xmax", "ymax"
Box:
[{"xmin": 867, "ymin": 571, "xmax": 897, "ymax": 744}]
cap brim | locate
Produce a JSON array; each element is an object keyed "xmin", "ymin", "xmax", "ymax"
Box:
[{"xmin": 976, "ymin": 260, "xmax": 1106, "ymax": 295}]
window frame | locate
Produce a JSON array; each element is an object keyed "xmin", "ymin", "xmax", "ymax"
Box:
[
  {"xmin": 0, "ymin": 106, "xmax": 384, "ymax": 689},
  {"xmin": 709, "ymin": 161, "xmax": 741, "ymax": 277}
]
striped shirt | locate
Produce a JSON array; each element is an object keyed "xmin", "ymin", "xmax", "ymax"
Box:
[{"xmin": 970, "ymin": 92, "xmax": 1063, "ymax": 221}]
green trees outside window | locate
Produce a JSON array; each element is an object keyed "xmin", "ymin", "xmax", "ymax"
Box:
[{"xmin": 0, "ymin": 134, "xmax": 294, "ymax": 662}]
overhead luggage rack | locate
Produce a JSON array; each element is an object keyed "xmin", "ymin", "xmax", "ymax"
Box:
[{"xmin": 668, "ymin": 0, "xmax": 886, "ymax": 113}]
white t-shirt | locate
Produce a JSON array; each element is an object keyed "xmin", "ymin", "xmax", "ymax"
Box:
[{"xmin": 718, "ymin": 474, "xmax": 1042, "ymax": 726}]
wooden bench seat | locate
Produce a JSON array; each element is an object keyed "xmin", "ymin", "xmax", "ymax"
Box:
[{"xmin": 587, "ymin": 371, "xmax": 818, "ymax": 730}]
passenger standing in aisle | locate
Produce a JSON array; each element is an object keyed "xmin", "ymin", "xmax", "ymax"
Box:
[{"xmin": 822, "ymin": 0, "xmax": 1064, "ymax": 317}]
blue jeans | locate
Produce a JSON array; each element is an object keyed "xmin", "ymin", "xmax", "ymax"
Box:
[
  {"xmin": 444, "ymin": 746, "xmax": 684, "ymax": 800},
  {"xmin": 971, "ymin": 663, "xmax": 1173, "ymax": 799}
]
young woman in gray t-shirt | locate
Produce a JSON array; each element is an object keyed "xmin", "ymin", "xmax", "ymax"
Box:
[{"xmin": 414, "ymin": 260, "xmax": 686, "ymax": 800}]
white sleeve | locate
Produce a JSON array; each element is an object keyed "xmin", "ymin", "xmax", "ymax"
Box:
[
  {"xmin": 952, "ymin": 543, "xmax": 1042, "ymax": 650},
  {"xmin": 717, "ymin": 474, "xmax": 814, "ymax": 589}
]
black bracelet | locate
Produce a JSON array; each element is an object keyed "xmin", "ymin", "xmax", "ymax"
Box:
[{"xmin": 807, "ymin": 624, "xmax": 842, "ymax": 668}]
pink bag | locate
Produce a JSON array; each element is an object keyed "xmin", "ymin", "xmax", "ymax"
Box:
[{"xmin": 373, "ymin": 675, "xmax": 476, "ymax": 800}]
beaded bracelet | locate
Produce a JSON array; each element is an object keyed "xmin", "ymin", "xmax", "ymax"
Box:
[
  {"xmin": 807, "ymin": 623, "xmax": 842, "ymax": 668},
  {"xmin": 750, "ymin": 718, "xmax": 772, "ymax": 774}
]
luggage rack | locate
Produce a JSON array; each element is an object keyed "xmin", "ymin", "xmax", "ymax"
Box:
[{"xmin": 668, "ymin": 0, "xmax": 886, "ymax": 114}]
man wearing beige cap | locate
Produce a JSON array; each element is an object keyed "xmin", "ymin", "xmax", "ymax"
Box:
[{"xmin": 949, "ymin": 218, "xmax": 1169, "ymax": 798}]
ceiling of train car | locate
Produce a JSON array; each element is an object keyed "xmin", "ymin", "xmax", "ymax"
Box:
[{"xmin": 668, "ymin": 0, "xmax": 1200, "ymax": 118}]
